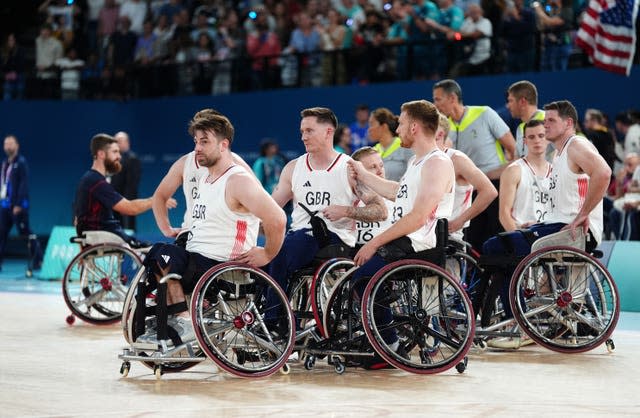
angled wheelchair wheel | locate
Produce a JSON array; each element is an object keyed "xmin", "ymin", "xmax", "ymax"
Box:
[
  {"xmin": 446, "ymin": 251, "xmax": 483, "ymax": 300},
  {"xmin": 190, "ymin": 262, "xmax": 295, "ymax": 378},
  {"xmin": 362, "ymin": 260, "xmax": 475, "ymax": 374},
  {"xmin": 62, "ymin": 243, "xmax": 143, "ymax": 325},
  {"xmin": 510, "ymin": 246, "xmax": 620, "ymax": 353},
  {"xmin": 311, "ymin": 258, "xmax": 356, "ymax": 338}
]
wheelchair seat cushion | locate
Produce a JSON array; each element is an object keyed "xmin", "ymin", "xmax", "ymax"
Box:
[{"xmin": 314, "ymin": 243, "xmax": 351, "ymax": 261}]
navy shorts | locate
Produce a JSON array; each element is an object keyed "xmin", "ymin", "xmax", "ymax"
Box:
[{"xmin": 144, "ymin": 243, "xmax": 219, "ymax": 294}]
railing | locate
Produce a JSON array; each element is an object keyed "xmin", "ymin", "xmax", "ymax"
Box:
[{"xmin": 2, "ymin": 31, "xmax": 628, "ymax": 101}]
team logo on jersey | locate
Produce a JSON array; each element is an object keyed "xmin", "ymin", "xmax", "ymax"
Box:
[
  {"xmin": 161, "ymin": 254, "xmax": 170, "ymax": 264},
  {"xmin": 189, "ymin": 176, "xmax": 197, "ymax": 183},
  {"xmin": 303, "ymin": 181, "xmax": 312, "ymax": 187}
]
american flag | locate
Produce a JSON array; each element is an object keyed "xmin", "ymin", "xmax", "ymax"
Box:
[{"xmin": 576, "ymin": 0, "xmax": 639, "ymax": 75}]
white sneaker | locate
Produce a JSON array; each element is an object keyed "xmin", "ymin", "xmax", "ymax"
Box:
[
  {"xmin": 487, "ymin": 335, "xmax": 534, "ymax": 349},
  {"xmin": 168, "ymin": 316, "xmax": 196, "ymax": 345}
]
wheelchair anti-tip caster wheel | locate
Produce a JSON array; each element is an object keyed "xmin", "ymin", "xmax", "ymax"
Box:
[
  {"xmin": 304, "ymin": 355, "xmax": 316, "ymax": 370},
  {"xmin": 65, "ymin": 315, "xmax": 76, "ymax": 326},
  {"xmin": 154, "ymin": 365, "xmax": 163, "ymax": 380},
  {"xmin": 606, "ymin": 339, "xmax": 615, "ymax": 352},
  {"xmin": 120, "ymin": 361, "xmax": 130, "ymax": 377},
  {"xmin": 25, "ymin": 269, "xmax": 33, "ymax": 278},
  {"xmin": 455, "ymin": 356, "xmax": 468, "ymax": 374},
  {"xmin": 280, "ymin": 363, "xmax": 291, "ymax": 375},
  {"xmin": 334, "ymin": 361, "xmax": 345, "ymax": 375}
]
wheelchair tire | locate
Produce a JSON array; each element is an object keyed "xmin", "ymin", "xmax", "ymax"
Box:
[
  {"xmin": 509, "ymin": 246, "xmax": 620, "ymax": 353},
  {"xmin": 190, "ymin": 262, "xmax": 295, "ymax": 378},
  {"xmin": 362, "ymin": 259, "xmax": 475, "ymax": 374},
  {"xmin": 62, "ymin": 243, "xmax": 143, "ymax": 325},
  {"xmin": 310, "ymin": 258, "xmax": 355, "ymax": 338}
]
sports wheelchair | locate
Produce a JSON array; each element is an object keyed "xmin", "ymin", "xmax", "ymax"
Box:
[
  {"xmin": 471, "ymin": 229, "xmax": 620, "ymax": 353},
  {"xmin": 62, "ymin": 231, "xmax": 148, "ymax": 325},
  {"xmin": 290, "ymin": 220, "xmax": 476, "ymax": 375},
  {"xmin": 118, "ymin": 261, "xmax": 296, "ymax": 379}
]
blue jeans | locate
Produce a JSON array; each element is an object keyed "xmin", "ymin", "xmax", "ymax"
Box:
[{"xmin": 541, "ymin": 43, "xmax": 571, "ymax": 72}]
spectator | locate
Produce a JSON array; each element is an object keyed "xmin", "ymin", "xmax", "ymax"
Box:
[
  {"xmin": 405, "ymin": 0, "xmax": 440, "ymax": 80},
  {"xmin": 2, "ymin": 34, "xmax": 26, "ymax": 101},
  {"xmin": 110, "ymin": 131, "xmax": 142, "ymax": 231},
  {"xmin": 190, "ymin": 10, "xmax": 217, "ymax": 43},
  {"xmin": 35, "ymin": 23, "xmax": 64, "ymax": 99},
  {"xmin": 583, "ymin": 108, "xmax": 617, "ymax": 172},
  {"xmin": 192, "ymin": 33, "xmax": 215, "ymax": 95},
  {"xmin": 252, "ymin": 139, "xmax": 286, "ymax": 194},
  {"xmin": 159, "ymin": 0, "xmax": 185, "ymax": 22},
  {"xmin": 119, "ymin": 0, "xmax": 147, "ymax": 35},
  {"xmin": 246, "ymin": 9, "xmax": 282, "ymax": 90},
  {"xmin": 212, "ymin": 8, "xmax": 245, "ymax": 95},
  {"xmin": 609, "ymin": 153, "xmax": 640, "ymax": 240},
  {"xmin": 533, "ymin": 0, "xmax": 574, "ymax": 72},
  {"xmin": 502, "ymin": 0, "xmax": 537, "ymax": 73},
  {"xmin": 333, "ymin": 124, "xmax": 352, "ymax": 154},
  {"xmin": 319, "ymin": 8, "xmax": 348, "ymax": 85},
  {"xmin": 286, "ymin": 11, "xmax": 323, "ymax": 86},
  {"xmin": 97, "ymin": 0, "xmax": 121, "ymax": 57},
  {"xmin": 55, "ymin": 47, "xmax": 85, "ymax": 100},
  {"xmin": 384, "ymin": 0, "xmax": 411, "ymax": 81},
  {"xmin": 426, "ymin": 0, "xmax": 464, "ymax": 79},
  {"xmin": 108, "ymin": 15, "xmax": 138, "ymax": 68},
  {"xmin": 449, "ymin": 3, "xmax": 493, "ymax": 77},
  {"xmin": 349, "ymin": 103, "xmax": 371, "ymax": 151}
]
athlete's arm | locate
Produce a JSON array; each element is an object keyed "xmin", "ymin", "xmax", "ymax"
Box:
[
  {"xmin": 498, "ymin": 162, "xmax": 521, "ymax": 232},
  {"xmin": 450, "ymin": 152, "xmax": 498, "ymax": 233},
  {"xmin": 152, "ymin": 155, "xmax": 185, "ymax": 237},
  {"xmin": 564, "ymin": 139, "xmax": 612, "ymax": 235},
  {"xmin": 113, "ymin": 197, "xmax": 153, "ymax": 216},
  {"xmin": 270, "ymin": 159, "xmax": 296, "ymax": 208},
  {"xmin": 354, "ymin": 155, "xmax": 454, "ymax": 265},
  {"xmin": 347, "ymin": 159, "xmax": 400, "ymax": 200},
  {"xmin": 229, "ymin": 173, "xmax": 287, "ymax": 267}
]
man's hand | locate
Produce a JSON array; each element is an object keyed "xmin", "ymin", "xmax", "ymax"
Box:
[
  {"xmin": 561, "ymin": 214, "xmax": 590, "ymax": 240},
  {"xmin": 161, "ymin": 227, "xmax": 182, "ymax": 238},
  {"xmin": 234, "ymin": 247, "xmax": 272, "ymax": 268},
  {"xmin": 165, "ymin": 198, "xmax": 178, "ymax": 209},
  {"xmin": 12, "ymin": 206, "xmax": 22, "ymax": 216},
  {"xmin": 447, "ymin": 217, "xmax": 465, "ymax": 234},
  {"xmin": 354, "ymin": 241, "xmax": 379, "ymax": 266},
  {"xmin": 322, "ymin": 205, "xmax": 349, "ymax": 222},
  {"xmin": 347, "ymin": 159, "xmax": 366, "ymax": 182}
]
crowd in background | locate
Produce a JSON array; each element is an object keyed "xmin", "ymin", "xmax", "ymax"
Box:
[{"xmin": 2, "ymin": 0, "xmax": 626, "ymax": 100}]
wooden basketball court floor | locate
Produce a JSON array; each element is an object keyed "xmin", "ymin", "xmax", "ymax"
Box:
[{"xmin": 1, "ymin": 268, "xmax": 639, "ymax": 417}]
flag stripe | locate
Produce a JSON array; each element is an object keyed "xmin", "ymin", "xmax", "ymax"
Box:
[{"xmin": 576, "ymin": 0, "xmax": 639, "ymax": 76}]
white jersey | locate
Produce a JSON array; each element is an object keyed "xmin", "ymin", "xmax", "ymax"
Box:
[
  {"xmin": 393, "ymin": 149, "xmax": 454, "ymax": 251},
  {"xmin": 355, "ymin": 199, "xmax": 394, "ymax": 245},
  {"xmin": 546, "ymin": 136, "xmax": 604, "ymax": 243},
  {"xmin": 181, "ymin": 151, "xmax": 208, "ymax": 229},
  {"xmin": 186, "ymin": 165, "xmax": 259, "ymax": 261},
  {"xmin": 511, "ymin": 158, "xmax": 552, "ymax": 227},
  {"xmin": 290, "ymin": 153, "xmax": 357, "ymax": 246},
  {"xmin": 446, "ymin": 148, "xmax": 474, "ymax": 239}
]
